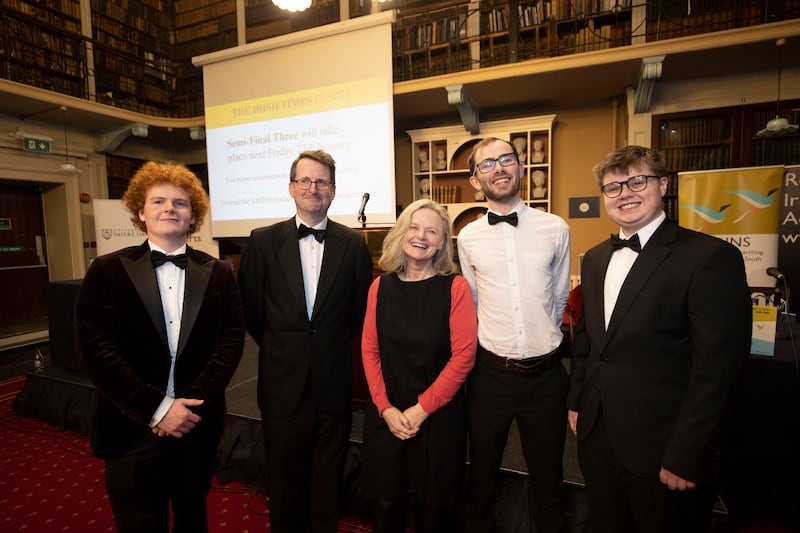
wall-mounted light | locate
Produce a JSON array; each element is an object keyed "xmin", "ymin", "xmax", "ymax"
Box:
[
  {"xmin": 189, "ymin": 126, "xmax": 206, "ymax": 141},
  {"xmin": 131, "ymin": 123, "xmax": 149, "ymax": 137}
]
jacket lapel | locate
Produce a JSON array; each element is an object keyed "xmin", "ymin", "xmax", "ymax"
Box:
[
  {"xmin": 122, "ymin": 242, "xmax": 168, "ymax": 348},
  {"xmin": 312, "ymin": 221, "xmax": 347, "ymax": 319},
  {"xmin": 277, "ymin": 218, "xmax": 308, "ymax": 320},
  {"xmin": 177, "ymin": 247, "xmax": 213, "ymax": 357}
]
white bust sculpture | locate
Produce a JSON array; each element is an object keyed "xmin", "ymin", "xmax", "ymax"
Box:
[
  {"xmin": 435, "ymin": 149, "xmax": 447, "ymax": 170},
  {"xmin": 512, "ymin": 137, "xmax": 527, "ymax": 163},
  {"xmin": 419, "ymin": 177, "xmax": 430, "ymax": 199},
  {"xmin": 532, "ymin": 170, "xmax": 546, "ymax": 198},
  {"xmin": 418, "ymin": 149, "xmax": 429, "ymax": 171},
  {"xmin": 531, "ymin": 139, "xmax": 545, "ymax": 163}
]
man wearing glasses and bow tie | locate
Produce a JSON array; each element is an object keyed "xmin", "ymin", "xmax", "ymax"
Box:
[
  {"xmin": 238, "ymin": 149, "xmax": 372, "ymax": 533},
  {"xmin": 75, "ymin": 161, "xmax": 245, "ymax": 532},
  {"xmin": 457, "ymin": 137, "xmax": 571, "ymax": 533},
  {"xmin": 567, "ymin": 146, "xmax": 751, "ymax": 533}
]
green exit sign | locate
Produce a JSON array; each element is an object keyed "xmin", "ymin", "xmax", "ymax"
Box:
[{"xmin": 22, "ymin": 137, "xmax": 52, "ymax": 153}]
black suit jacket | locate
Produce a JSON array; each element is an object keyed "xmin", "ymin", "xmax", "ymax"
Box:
[
  {"xmin": 75, "ymin": 242, "xmax": 245, "ymax": 459},
  {"xmin": 567, "ymin": 219, "xmax": 751, "ymax": 484},
  {"xmin": 238, "ymin": 217, "xmax": 373, "ymax": 416}
]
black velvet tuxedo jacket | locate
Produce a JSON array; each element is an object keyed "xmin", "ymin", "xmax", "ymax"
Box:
[
  {"xmin": 237, "ymin": 217, "xmax": 373, "ymax": 417},
  {"xmin": 567, "ymin": 219, "xmax": 751, "ymax": 484},
  {"xmin": 75, "ymin": 242, "xmax": 245, "ymax": 459}
]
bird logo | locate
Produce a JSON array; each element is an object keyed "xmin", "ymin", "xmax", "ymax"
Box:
[
  {"xmin": 723, "ymin": 188, "xmax": 779, "ymax": 224},
  {"xmin": 678, "ymin": 203, "xmax": 731, "ymax": 232}
]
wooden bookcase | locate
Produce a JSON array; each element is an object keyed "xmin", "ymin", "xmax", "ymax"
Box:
[
  {"xmin": 244, "ymin": 0, "xmax": 338, "ymax": 43},
  {"xmin": 392, "ymin": 0, "xmax": 635, "ymax": 82},
  {"xmin": 91, "ymin": 0, "xmax": 175, "ymax": 116},
  {"xmin": 0, "ymin": 0, "xmax": 87, "ymax": 98},
  {"xmin": 407, "ymin": 115, "xmax": 555, "ymax": 235},
  {"xmin": 652, "ymin": 100, "xmax": 800, "ymax": 221}
]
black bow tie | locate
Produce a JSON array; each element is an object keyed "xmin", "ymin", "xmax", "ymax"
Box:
[
  {"xmin": 610, "ymin": 233, "xmax": 641, "ymax": 253},
  {"xmin": 487, "ymin": 211, "xmax": 518, "ymax": 227},
  {"xmin": 151, "ymin": 250, "xmax": 188, "ymax": 269},
  {"xmin": 297, "ymin": 224, "xmax": 326, "ymax": 243}
]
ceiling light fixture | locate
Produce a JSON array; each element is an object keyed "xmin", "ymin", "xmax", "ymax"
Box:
[
  {"xmin": 272, "ymin": 0, "xmax": 312, "ymax": 12},
  {"xmin": 57, "ymin": 105, "xmax": 81, "ymax": 175},
  {"xmin": 756, "ymin": 38, "xmax": 799, "ymax": 137}
]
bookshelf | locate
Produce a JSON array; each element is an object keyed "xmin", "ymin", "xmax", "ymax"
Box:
[
  {"xmin": 174, "ymin": 0, "xmax": 238, "ymax": 117},
  {"xmin": 91, "ymin": 0, "xmax": 176, "ymax": 116},
  {"xmin": 644, "ymin": 0, "xmax": 766, "ymax": 42},
  {"xmin": 652, "ymin": 100, "xmax": 800, "ymax": 221},
  {"xmin": 479, "ymin": 0, "xmax": 633, "ymax": 67},
  {"xmin": 0, "ymin": 0, "xmax": 87, "ymax": 98},
  {"xmin": 392, "ymin": 0, "xmax": 635, "ymax": 81},
  {"xmin": 748, "ymin": 106, "xmax": 800, "ymax": 167},
  {"xmin": 392, "ymin": 2, "xmax": 476, "ymax": 81},
  {"xmin": 244, "ymin": 0, "xmax": 338, "ymax": 43},
  {"xmin": 408, "ymin": 115, "xmax": 555, "ymax": 235}
]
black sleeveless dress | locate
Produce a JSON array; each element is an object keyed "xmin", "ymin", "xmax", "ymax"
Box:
[{"xmin": 361, "ymin": 273, "xmax": 467, "ymax": 507}]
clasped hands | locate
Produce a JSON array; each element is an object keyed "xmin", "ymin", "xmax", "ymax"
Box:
[
  {"xmin": 382, "ymin": 403, "xmax": 428, "ymax": 440},
  {"xmin": 152, "ymin": 398, "xmax": 204, "ymax": 438}
]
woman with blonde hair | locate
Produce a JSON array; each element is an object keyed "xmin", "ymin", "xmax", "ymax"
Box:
[{"xmin": 361, "ymin": 199, "xmax": 478, "ymax": 533}]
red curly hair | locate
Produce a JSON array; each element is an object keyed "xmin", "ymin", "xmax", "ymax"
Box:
[{"xmin": 121, "ymin": 161, "xmax": 209, "ymax": 235}]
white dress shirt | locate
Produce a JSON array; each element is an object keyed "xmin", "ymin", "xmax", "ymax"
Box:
[
  {"xmin": 457, "ymin": 200, "xmax": 571, "ymax": 358},
  {"xmin": 297, "ymin": 217, "xmax": 327, "ymax": 319},
  {"xmin": 603, "ymin": 211, "xmax": 666, "ymax": 329},
  {"xmin": 148, "ymin": 241, "xmax": 187, "ymax": 427}
]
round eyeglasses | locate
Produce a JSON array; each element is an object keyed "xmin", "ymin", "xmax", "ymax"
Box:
[
  {"xmin": 600, "ymin": 175, "xmax": 660, "ymax": 198},
  {"xmin": 292, "ymin": 178, "xmax": 333, "ymax": 190},
  {"xmin": 474, "ymin": 152, "xmax": 517, "ymax": 174}
]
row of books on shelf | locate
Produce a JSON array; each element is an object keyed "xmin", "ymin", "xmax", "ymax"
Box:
[
  {"xmin": 431, "ymin": 186, "xmax": 462, "ymax": 204},
  {"xmin": 657, "ymin": 118, "xmax": 731, "ymax": 148},
  {"xmin": 554, "ymin": 19, "xmax": 629, "ymax": 52},
  {"xmin": 399, "ymin": 14, "xmax": 469, "ymax": 51},
  {"xmin": 93, "ymin": 0, "xmax": 173, "ymax": 32},
  {"xmin": 175, "ymin": 0, "xmax": 235, "ymax": 29},
  {"xmin": 664, "ymin": 146, "xmax": 730, "ymax": 173},
  {"xmin": 5, "ymin": 64, "xmax": 85, "ymax": 97},
  {"xmin": 647, "ymin": 5, "xmax": 764, "ymax": 42},
  {"xmin": 3, "ymin": 0, "xmax": 80, "ymax": 23},
  {"xmin": 4, "ymin": 3, "xmax": 81, "ymax": 34},
  {"xmin": 751, "ymin": 136, "xmax": 800, "ymax": 167},
  {"xmin": 485, "ymin": 0, "xmax": 632, "ymax": 31}
]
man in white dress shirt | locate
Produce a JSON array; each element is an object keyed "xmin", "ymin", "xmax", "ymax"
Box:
[{"xmin": 457, "ymin": 137, "xmax": 571, "ymax": 533}]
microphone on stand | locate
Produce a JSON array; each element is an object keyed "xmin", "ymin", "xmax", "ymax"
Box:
[
  {"xmin": 766, "ymin": 267, "xmax": 785, "ymax": 280},
  {"xmin": 766, "ymin": 267, "xmax": 789, "ymax": 314},
  {"xmin": 358, "ymin": 192, "xmax": 370, "ymax": 227}
]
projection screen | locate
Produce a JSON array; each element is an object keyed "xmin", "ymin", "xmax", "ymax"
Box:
[{"xmin": 194, "ymin": 11, "xmax": 396, "ymax": 237}]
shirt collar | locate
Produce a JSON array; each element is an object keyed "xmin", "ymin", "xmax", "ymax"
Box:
[
  {"xmin": 296, "ymin": 216, "xmax": 328, "ymax": 230},
  {"xmin": 487, "ymin": 198, "xmax": 524, "ymax": 218},
  {"xmin": 148, "ymin": 241, "xmax": 187, "ymax": 255}
]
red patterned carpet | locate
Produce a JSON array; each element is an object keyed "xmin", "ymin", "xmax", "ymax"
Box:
[{"xmin": 0, "ymin": 376, "xmax": 374, "ymax": 532}]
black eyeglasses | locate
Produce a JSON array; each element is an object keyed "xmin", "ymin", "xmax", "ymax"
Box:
[
  {"xmin": 600, "ymin": 175, "xmax": 661, "ymax": 198},
  {"xmin": 292, "ymin": 178, "xmax": 333, "ymax": 190},
  {"xmin": 474, "ymin": 153, "xmax": 517, "ymax": 174}
]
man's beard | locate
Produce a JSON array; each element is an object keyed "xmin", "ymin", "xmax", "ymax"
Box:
[{"xmin": 479, "ymin": 173, "xmax": 520, "ymax": 202}]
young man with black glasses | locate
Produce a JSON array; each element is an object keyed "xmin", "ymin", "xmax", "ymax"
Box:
[
  {"xmin": 457, "ymin": 137, "xmax": 571, "ymax": 533},
  {"xmin": 567, "ymin": 145, "xmax": 751, "ymax": 533}
]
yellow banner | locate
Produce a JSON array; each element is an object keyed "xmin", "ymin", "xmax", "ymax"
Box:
[
  {"xmin": 205, "ymin": 77, "xmax": 387, "ymax": 129},
  {"xmin": 678, "ymin": 166, "xmax": 784, "ymax": 287}
]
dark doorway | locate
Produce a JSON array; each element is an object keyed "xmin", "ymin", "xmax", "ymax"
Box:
[{"xmin": 0, "ymin": 183, "xmax": 49, "ymax": 338}]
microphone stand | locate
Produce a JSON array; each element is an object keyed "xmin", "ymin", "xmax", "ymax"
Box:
[{"xmin": 359, "ymin": 212, "xmax": 367, "ymax": 229}]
